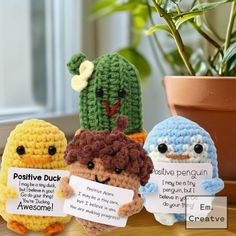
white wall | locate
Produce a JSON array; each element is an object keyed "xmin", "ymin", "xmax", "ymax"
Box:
[{"xmin": 0, "ymin": 0, "xmax": 34, "ymax": 112}]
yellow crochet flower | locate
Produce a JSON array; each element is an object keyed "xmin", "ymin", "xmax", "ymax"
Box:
[{"xmin": 0, "ymin": 119, "xmax": 71, "ymax": 236}]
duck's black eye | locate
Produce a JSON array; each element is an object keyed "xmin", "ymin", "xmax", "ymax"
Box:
[
  {"xmin": 118, "ymin": 89, "xmax": 126, "ymax": 98},
  {"xmin": 194, "ymin": 144, "xmax": 203, "ymax": 154},
  {"xmin": 87, "ymin": 161, "xmax": 95, "ymax": 170},
  {"xmin": 158, "ymin": 143, "xmax": 168, "ymax": 153},
  {"xmin": 48, "ymin": 146, "xmax": 57, "ymax": 155},
  {"xmin": 115, "ymin": 168, "xmax": 123, "ymax": 174},
  {"xmin": 16, "ymin": 146, "xmax": 25, "ymax": 155},
  {"xmin": 96, "ymin": 88, "xmax": 103, "ymax": 97}
]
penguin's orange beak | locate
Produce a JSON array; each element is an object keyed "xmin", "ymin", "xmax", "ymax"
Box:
[{"xmin": 166, "ymin": 154, "xmax": 190, "ymax": 160}]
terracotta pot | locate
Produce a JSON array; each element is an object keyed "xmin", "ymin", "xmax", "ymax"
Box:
[{"xmin": 163, "ymin": 76, "xmax": 236, "ymax": 203}]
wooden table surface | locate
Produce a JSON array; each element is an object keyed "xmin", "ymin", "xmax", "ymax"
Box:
[{"xmin": 1, "ymin": 205, "xmax": 235, "ymax": 236}]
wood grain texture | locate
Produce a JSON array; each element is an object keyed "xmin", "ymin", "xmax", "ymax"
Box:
[{"xmin": 0, "ymin": 206, "xmax": 235, "ymax": 236}]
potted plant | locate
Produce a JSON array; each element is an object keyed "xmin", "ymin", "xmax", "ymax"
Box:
[{"xmin": 92, "ymin": 0, "xmax": 236, "ymax": 203}]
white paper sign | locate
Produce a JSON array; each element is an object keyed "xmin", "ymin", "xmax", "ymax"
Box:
[
  {"xmin": 6, "ymin": 167, "xmax": 69, "ymax": 217},
  {"xmin": 63, "ymin": 176, "xmax": 134, "ymax": 227},
  {"xmin": 145, "ymin": 162, "xmax": 213, "ymax": 214}
]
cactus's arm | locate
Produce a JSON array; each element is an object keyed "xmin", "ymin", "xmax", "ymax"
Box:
[
  {"xmin": 67, "ymin": 53, "xmax": 86, "ymax": 75},
  {"xmin": 58, "ymin": 176, "xmax": 74, "ymax": 198},
  {"xmin": 118, "ymin": 194, "xmax": 144, "ymax": 217},
  {"xmin": 200, "ymin": 178, "xmax": 224, "ymax": 195},
  {"xmin": 0, "ymin": 184, "xmax": 17, "ymax": 202}
]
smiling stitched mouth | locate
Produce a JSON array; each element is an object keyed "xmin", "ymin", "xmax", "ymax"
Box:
[
  {"xmin": 95, "ymin": 175, "xmax": 110, "ymax": 184},
  {"xmin": 104, "ymin": 99, "xmax": 121, "ymax": 118}
]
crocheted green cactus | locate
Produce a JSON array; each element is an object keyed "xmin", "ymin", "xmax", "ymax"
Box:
[{"xmin": 67, "ymin": 53, "xmax": 144, "ymax": 135}]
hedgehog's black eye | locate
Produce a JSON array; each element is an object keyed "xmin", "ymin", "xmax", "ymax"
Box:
[
  {"xmin": 48, "ymin": 146, "xmax": 57, "ymax": 155},
  {"xmin": 87, "ymin": 161, "xmax": 95, "ymax": 170},
  {"xmin": 194, "ymin": 144, "xmax": 203, "ymax": 154},
  {"xmin": 96, "ymin": 88, "xmax": 103, "ymax": 97},
  {"xmin": 115, "ymin": 168, "xmax": 123, "ymax": 174},
  {"xmin": 158, "ymin": 143, "xmax": 168, "ymax": 153},
  {"xmin": 16, "ymin": 146, "xmax": 25, "ymax": 155},
  {"xmin": 118, "ymin": 89, "xmax": 126, "ymax": 98}
]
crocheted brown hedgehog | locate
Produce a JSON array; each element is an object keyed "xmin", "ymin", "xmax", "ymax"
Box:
[{"xmin": 59, "ymin": 115, "xmax": 153, "ymax": 235}]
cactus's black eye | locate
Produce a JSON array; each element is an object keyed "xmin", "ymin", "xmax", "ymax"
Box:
[
  {"xmin": 115, "ymin": 168, "xmax": 123, "ymax": 174},
  {"xmin": 158, "ymin": 143, "xmax": 168, "ymax": 153},
  {"xmin": 16, "ymin": 146, "xmax": 25, "ymax": 155},
  {"xmin": 194, "ymin": 144, "xmax": 203, "ymax": 154},
  {"xmin": 87, "ymin": 161, "xmax": 95, "ymax": 170},
  {"xmin": 96, "ymin": 88, "xmax": 103, "ymax": 97},
  {"xmin": 118, "ymin": 89, "xmax": 126, "ymax": 98},
  {"xmin": 48, "ymin": 146, "xmax": 57, "ymax": 155}
]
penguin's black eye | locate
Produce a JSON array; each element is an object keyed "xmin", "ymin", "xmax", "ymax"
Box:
[
  {"xmin": 48, "ymin": 146, "xmax": 57, "ymax": 155},
  {"xmin": 16, "ymin": 146, "xmax": 25, "ymax": 155},
  {"xmin": 96, "ymin": 88, "xmax": 103, "ymax": 97},
  {"xmin": 115, "ymin": 168, "xmax": 123, "ymax": 174},
  {"xmin": 118, "ymin": 89, "xmax": 126, "ymax": 98},
  {"xmin": 87, "ymin": 161, "xmax": 95, "ymax": 170},
  {"xmin": 194, "ymin": 144, "xmax": 203, "ymax": 154},
  {"xmin": 158, "ymin": 143, "xmax": 168, "ymax": 153}
]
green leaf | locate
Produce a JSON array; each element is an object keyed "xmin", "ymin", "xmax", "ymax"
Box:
[
  {"xmin": 132, "ymin": 4, "xmax": 149, "ymax": 29},
  {"xmin": 146, "ymin": 24, "xmax": 173, "ymax": 36},
  {"xmin": 221, "ymin": 43, "xmax": 236, "ymax": 75},
  {"xmin": 91, "ymin": 0, "xmax": 117, "ymax": 15},
  {"xmin": 194, "ymin": 15, "xmax": 202, "ymax": 27},
  {"xmin": 228, "ymin": 57, "xmax": 236, "ymax": 73},
  {"xmin": 221, "ymin": 42, "xmax": 236, "ymax": 65},
  {"xmin": 231, "ymin": 30, "xmax": 236, "ymax": 42},
  {"xmin": 117, "ymin": 48, "xmax": 151, "ymax": 81},
  {"xmin": 191, "ymin": 0, "xmax": 233, "ymax": 12},
  {"xmin": 190, "ymin": 48, "xmax": 210, "ymax": 76},
  {"xmin": 175, "ymin": 11, "xmax": 203, "ymax": 29},
  {"xmin": 164, "ymin": 47, "xmax": 192, "ymax": 67},
  {"xmin": 91, "ymin": 1, "xmax": 136, "ymax": 18}
]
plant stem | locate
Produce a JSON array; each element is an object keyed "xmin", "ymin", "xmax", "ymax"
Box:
[
  {"xmin": 225, "ymin": 0, "xmax": 236, "ymax": 52},
  {"xmin": 152, "ymin": 0, "xmax": 196, "ymax": 76},
  {"xmin": 191, "ymin": 0, "xmax": 198, "ymax": 9},
  {"xmin": 203, "ymin": 15, "xmax": 225, "ymax": 43},
  {"xmin": 211, "ymin": 49, "xmax": 221, "ymax": 64},
  {"xmin": 191, "ymin": 22, "xmax": 223, "ymax": 53},
  {"xmin": 172, "ymin": 1, "xmax": 181, "ymax": 14},
  {"xmin": 219, "ymin": 0, "xmax": 236, "ymax": 75},
  {"xmin": 146, "ymin": 0, "xmax": 177, "ymax": 74},
  {"xmin": 147, "ymin": 36, "xmax": 166, "ymax": 76}
]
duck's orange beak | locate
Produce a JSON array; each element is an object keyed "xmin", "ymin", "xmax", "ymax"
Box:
[{"xmin": 21, "ymin": 156, "xmax": 52, "ymax": 165}]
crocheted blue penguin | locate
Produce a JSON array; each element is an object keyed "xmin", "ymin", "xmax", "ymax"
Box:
[{"xmin": 140, "ymin": 116, "xmax": 224, "ymax": 226}]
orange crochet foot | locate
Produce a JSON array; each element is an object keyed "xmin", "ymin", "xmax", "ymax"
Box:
[
  {"xmin": 44, "ymin": 223, "xmax": 64, "ymax": 236},
  {"xmin": 7, "ymin": 221, "xmax": 28, "ymax": 235},
  {"xmin": 127, "ymin": 130, "xmax": 147, "ymax": 145}
]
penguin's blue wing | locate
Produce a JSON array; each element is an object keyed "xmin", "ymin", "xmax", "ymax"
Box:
[
  {"xmin": 174, "ymin": 213, "xmax": 186, "ymax": 222},
  {"xmin": 139, "ymin": 182, "xmax": 158, "ymax": 201},
  {"xmin": 200, "ymin": 178, "xmax": 224, "ymax": 195}
]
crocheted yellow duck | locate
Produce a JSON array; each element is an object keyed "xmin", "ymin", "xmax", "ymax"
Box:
[{"xmin": 0, "ymin": 119, "xmax": 71, "ymax": 236}]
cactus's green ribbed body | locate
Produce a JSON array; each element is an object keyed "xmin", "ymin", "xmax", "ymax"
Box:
[{"xmin": 68, "ymin": 53, "xmax": 143, "ymax": 134}]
